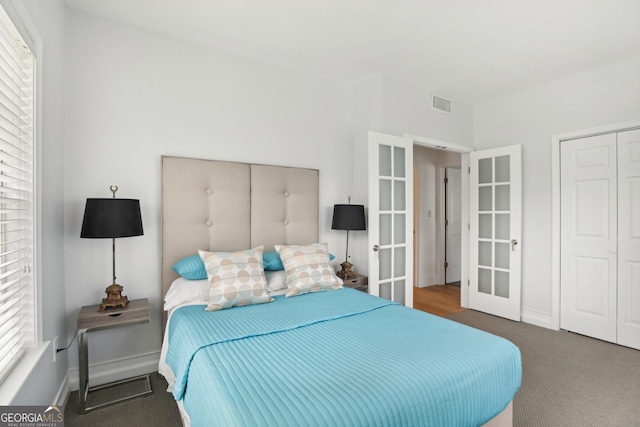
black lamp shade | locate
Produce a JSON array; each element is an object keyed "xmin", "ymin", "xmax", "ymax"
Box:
[
  {"xmin": 331, "ymin": 204, "xmax": 366, "ymax": 231},
  {"xmin": 80, "ymin": 198, "xmax": 144, "ymax": 238}
]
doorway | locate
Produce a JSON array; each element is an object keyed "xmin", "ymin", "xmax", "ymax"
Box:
[{"xmin": 413, "ymin": 145, "xmax": 461, "ymax": 289}]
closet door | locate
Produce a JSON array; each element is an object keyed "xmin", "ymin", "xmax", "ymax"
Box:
[
  {"xmin": 560, "ymin": 134, "xmax": 617, "ymax": 343},
  {"xmin": 617, "ymin": 129, "xmax": 640, "ymax": 350}
]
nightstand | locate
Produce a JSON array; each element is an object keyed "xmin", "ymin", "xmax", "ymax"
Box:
[
  {"xmin": 77, "ymin": 298, "xmax": 152, "ymax": 413},
  {"xmin": 343, "ymin": 274, "xmax": 368, "ymax": 293}
]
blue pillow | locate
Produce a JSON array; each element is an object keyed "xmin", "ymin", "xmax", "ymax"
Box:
[
  {"xmin": 172, "ymin": 254, "xmax": 207, "ymax": 280},
  {"xmin": 263, "ymin": 251, "xmax": 284, "ymax": 271},
  {"xmin": 263, "ymin": 250, "xmax": 335, "ymax": 271}
]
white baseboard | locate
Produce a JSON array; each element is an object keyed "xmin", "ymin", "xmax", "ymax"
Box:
[
  {"xmin": 54, "ymin": 370, "xmax": 71, "ymax": 407},
  {"xmin": 68, "ymin": 350, "xmax": 161, "ymax": 391},
  {"xmin": 521, "ymin": 308, "xmax": 554, "ymax": 330}
]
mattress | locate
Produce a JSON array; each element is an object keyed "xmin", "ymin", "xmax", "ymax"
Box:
[{"xmin": 162, "ymin": 288, "xmax": 521, "ymax": 427}]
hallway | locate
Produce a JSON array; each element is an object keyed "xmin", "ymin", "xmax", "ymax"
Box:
[{"xmin": 413, "ymin": 284, "xmax": 465, "ymax": 317}]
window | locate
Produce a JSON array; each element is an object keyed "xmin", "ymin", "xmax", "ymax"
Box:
[{"xmin": 0, "ymin": 4, "xmax": 35, "ymax": 383}]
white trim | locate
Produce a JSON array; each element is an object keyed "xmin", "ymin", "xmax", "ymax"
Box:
[
  {"xmin": 460, "ymin": 154, "xmax": 470, "ymax": 308},
  {"xmin": 0, "ymin": 0, "xmax": 42, "ymax": 50},
  {"xmin": 521, "ymin": 308, "xmax": 553, "ymax": 330},
  {"xmin": 54, "ymin": 371, "xmax": 71, "ymax": 407},
  {"xmin": 405, "ymin": 134, "xmax": 473, "ymax": 153},
  {"xmin": 68, "ymin": 350, "xmax": 161, "ymax": 391},
  {"xmin": 0, "ymin": 342, "xmax": 48, "ymax": 404},
  {"xmin": 550, "ymin": 119, "xmax": 640, "ymax": 331}
]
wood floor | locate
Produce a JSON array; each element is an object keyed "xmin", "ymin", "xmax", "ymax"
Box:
[{"xmin": 413, "ymin": 284, "xmax": 466, "ymax": 317}]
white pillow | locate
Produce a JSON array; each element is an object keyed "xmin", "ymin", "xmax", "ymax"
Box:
[
  {"xmin": 265, "ymin": 270, "xmax": 288, "ymax": 293},
  {"xmin": 164, "ymin": 277, "xmax": 209, "ymax": 311}
]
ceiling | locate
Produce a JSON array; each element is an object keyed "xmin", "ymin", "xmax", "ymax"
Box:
[{"xmin": 64, "ymin": 0, "xmax": 640, "ymax": 104}]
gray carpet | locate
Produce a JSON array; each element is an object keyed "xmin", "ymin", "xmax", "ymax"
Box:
[
  {"xmin": 448, "ymin": 309, "xmax": 640, "ymax": 427},
  {"xmin": 64, "ymin": 373, "xmax": 181, "ymax": 427},
  {"xmin": 64, "ymin": 311, "xmax": 640, "ymax": 426}
]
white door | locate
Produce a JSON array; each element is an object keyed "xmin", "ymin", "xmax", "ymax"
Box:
[
  {"xmin": 560, "ymin": 134, "xmax": 617, "ymax": 343},
  {"xmin": 445, "ymin": 167, "xmax": 461, "ymax": 283},
  {"xmin": 368, "ymin": 132, "xmax": 413, "ymax": 307},
  {"xmin": 617, "ymin": 129, "xmax": 640, "ymax": 350},
  {"xmin": 469, "ymin": 145, "xmax": 522, "ymax": 321}
]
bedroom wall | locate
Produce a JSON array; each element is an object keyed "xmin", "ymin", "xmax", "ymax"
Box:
[
  {"xmin": 474, "ymin": 54, "xmax": 640, "ymax": 326},
  {"xmin": 380, "ymin": 75, "xmax": 473, "ymax": 147},
  {"xmin": 63, "ymin": 10, "xmax": 353, "ymax": 386}
]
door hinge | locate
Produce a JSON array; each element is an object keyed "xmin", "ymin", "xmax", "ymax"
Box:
[
  {"xmin": 468, "ymin": 166, "xmax": 471, "ymax": 174},
  {"xmin": 468, "ymin": 279, "xmax": 470, "ymax": 287},
  {"xmin": 444, "ymin": 177, "xmax": 448, "ymax": 184},
  {"xmin": 468, "ymin": 223, "xmax": 471, "ymax": 230},
  {"xmin": 445, "ymin": 219, "xmax": 449, "ymax": 226},
  {"xmin": 444, "ymin": 262, "xmax": 448, "ymax": 268}
]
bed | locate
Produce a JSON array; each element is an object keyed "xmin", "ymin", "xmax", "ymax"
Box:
[{"xmin": 158, "ymin": 156, "xmax": 522, "ymax": 427}]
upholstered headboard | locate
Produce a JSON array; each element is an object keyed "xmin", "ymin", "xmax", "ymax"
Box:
[{"xmin": 161, "ymin": 156, "xmax": 319, "ymax": 309}]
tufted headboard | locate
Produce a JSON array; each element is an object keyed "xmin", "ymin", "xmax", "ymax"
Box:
[{"xmin": 161, "ymin": 156, "xmax": 319, "ymax": 314}]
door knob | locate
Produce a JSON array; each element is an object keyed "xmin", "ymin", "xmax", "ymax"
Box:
[
  {"xmin": 373, "ymin": 244, "xmax": 379, "ymax": 252},
  {"xmin": 511, "ymin": 239, "xmax": 518, "ymax": 251}
]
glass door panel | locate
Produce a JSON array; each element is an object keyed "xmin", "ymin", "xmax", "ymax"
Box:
[
  {"xmin": 380, "ymin": 214, "xmax": 392, "ymax": 245},
  {"xmin": 379, "ymin": 248, "xmax": 391, "ymax": 281},
  {"xmin": 379, "ymin": 145, "xmax": 391, "ymax": 176},
  {"xmin": 394, "ymin": 214, "xmax": 406, "ymax": 244}
]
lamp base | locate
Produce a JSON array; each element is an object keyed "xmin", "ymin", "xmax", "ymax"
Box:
[
  {"xmin": 336, "ymin": 261, "xmax": 357, "ymax": 280},
  {"xmin": 99, "ymin": 283, "xmax": 129, "ymax": 312}
]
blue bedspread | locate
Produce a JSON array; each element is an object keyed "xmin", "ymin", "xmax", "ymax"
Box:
[{"xmin": 166, "ymin": 288, "xmax": 521, "ymax": 427}]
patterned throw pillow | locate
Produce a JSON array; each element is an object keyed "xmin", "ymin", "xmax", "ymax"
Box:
[
  {"xmin": 275, "ymin": 243, "xmax": 342, "ymax": 297},
  {"xmin": 198, "ymin": 247, "xmax": 273, "ymax": 311}
]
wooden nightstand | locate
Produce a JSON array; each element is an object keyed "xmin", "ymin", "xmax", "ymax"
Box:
[
  {"xmin": 343, "ymin": 274, "xmax": 368, "ymax": 293},
  {"xmin": 77, "ymin": 298, "xmax": 151, "ymax": 413}
]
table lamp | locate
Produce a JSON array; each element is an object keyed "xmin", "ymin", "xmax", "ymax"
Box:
[
  {"xmin": 331, "ymin": 196, "xmax": 366, "ymax": 280},
  {"xmin": 80, "ymin": 186, "xmax": 143, "ymax": 311}
]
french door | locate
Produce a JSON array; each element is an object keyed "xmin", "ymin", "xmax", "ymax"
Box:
[
  {"xmin": 469, "ymin": 145, "xmax": 522, "ymax": 321},
  {"xmin": 368, "ymin": 132, "xmax": 413, "ymax": 307}
]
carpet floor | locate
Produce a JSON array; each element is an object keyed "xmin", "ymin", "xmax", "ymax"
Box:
[
  {"xmin": 64, "ymin": 373, "xmax": 181, "ymax": 427},
  {"xmin": 65, "ymin": 310, "xmax": 640, "ymax": 426},
  {"xmin": 447, "ymin": 309, "xmax": 640, "ymax": 427}
]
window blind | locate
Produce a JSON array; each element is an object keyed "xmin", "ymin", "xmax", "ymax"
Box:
[{"xmin": 0, "ymin": 5, "xmax": 35, "ymax": 383}]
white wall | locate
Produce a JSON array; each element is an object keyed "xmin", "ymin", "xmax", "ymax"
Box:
[
  {"xmin": 381, "ymin": 75, "xmax": 473, "ymax": 147},
  {"xmin": 63, "ymin": 10, "xmax": 353, "ymax": 382},
  {"xmin": 474, "ymin": 54, "xmax": 640, "ymax": 325}
]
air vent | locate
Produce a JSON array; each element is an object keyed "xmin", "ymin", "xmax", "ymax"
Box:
[{"xmin": 432, "ymin": 94, "xmax": 452, "ymax": 114}]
